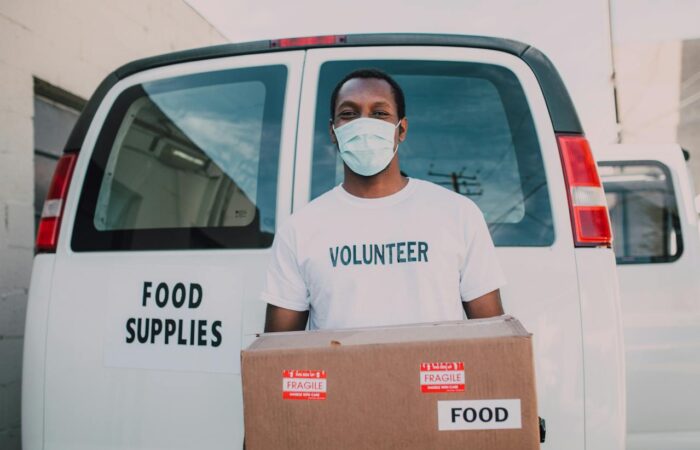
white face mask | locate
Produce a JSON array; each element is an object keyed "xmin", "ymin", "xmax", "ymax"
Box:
[{"xmin": 333, "ymin": 118, "xmax": 401, "ymax": 177}]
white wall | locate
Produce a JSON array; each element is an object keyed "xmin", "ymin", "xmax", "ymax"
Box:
[
  {"xmin": 615, "ymin": 41, "xmax": 683, "ymax": 144},
  {"xmin": 612, "ymin": 0, "xmax": 700, "ymax": 193},
  {"xmin": 0, "ymin": 2, "xmax": 225, "ymax": 448}
]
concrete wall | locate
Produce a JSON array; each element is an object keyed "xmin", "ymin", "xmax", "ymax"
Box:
[
  {"xmin": 0, "ymin": 2, "xmax": 225, "ymax": 448},
  {"xmin": 611, "ymin": 0, "xmax": 700, "ymax": 193},
  {"xmin": 679, "ymin": 38, "xmax": 700, "ymax": 190},
  {"xmin": 615, "ymin": 40, "xmax": 683, "ymax": 144},
  {"xmin": 615, "ymin": 38, "xmax": 700, "ymax": 195}
]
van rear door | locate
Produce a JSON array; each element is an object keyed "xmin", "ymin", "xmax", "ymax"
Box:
[
  {"xmin": 294, "ymin": 46, "xmax": 586, "ymax": 450},
  {"xmin": 43, "ymin": 51, "xmax": 303, "ymax": 449}
]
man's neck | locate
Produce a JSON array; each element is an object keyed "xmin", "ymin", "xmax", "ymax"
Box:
[{"xmin": 342, "ymin": 164, "xmax": 408, "ymax": 199}]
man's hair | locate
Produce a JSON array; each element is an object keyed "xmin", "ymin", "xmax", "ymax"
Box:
[{"xmin": 329, "ymin": 68, "xmax": 406, "ymax": 121}]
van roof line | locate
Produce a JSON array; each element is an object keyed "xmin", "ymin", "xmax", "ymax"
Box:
[{"xmin": 64, "ymin": 33, "xmax": 583, "ymax": 153}]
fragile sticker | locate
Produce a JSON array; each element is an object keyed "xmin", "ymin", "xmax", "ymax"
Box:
[
  {"xmin": 437, "ymin": 399, "xmax": 522, "ymax": 430},
  {"xmin": 282, "ymin": 370, "xmax": 327, "ymax": 400},
  {"xmin": 420, "ymin": 362, "xmax": 465, "ymax": 393}
]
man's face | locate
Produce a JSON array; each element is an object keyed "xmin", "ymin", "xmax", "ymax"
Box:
[{"xmin": 330, "ymin": 77, "xmax": 407, "ymax": 146}]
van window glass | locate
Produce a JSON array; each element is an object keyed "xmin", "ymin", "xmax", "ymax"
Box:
[
  {"xmin": 72, "ymin": 65, "xmax": 287, "ymax": 251},
  {"xmin": 311, "ymin": 60, "xmax": 554, "ymax": 246},
  {"xmin": 600, "ymin": 162, "xmax": 683, "ymax": 264}
]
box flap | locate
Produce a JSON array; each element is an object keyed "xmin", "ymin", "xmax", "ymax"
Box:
[{"xmin": 246, "ymin": 315, "xmax": 528, "ymax": 351}]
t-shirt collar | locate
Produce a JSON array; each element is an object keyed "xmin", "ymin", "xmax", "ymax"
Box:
[{"xmin": 334, "ymin": 177, "xmax": 416, "ymax": 208}]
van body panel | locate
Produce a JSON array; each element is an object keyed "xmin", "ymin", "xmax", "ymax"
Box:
[
  {"xmin": 574, "ymin": 248, "xmax": 627, "ymax": 450},
  {"xmin": 627, "ymin": 431, "xmax": 700, "ymax": 450},
  {"xmin": 21, "ymin": 255, "xmax": 56, "ymax": 450},
  {"xmin": 295, "ymin": 46, "xmax": 589, "ymax": 450},
  {"xmin": 597, "ymin": 144, "xmax": 700, "ymax": 449},
  {"xmin": 519, "ymin": 46, "xmax": 582, "ymax": 133},
  {"xmin": 44, "ymin": 256, "xmax": 250, "ymax": 449},
  {"xmin": 43, "ymin": 51, "xmax": 305, "ymax": 449}
]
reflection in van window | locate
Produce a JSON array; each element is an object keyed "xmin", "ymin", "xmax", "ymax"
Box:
[
  {"xmin": 95, "ymin": 81, "xmax": 265, "ymax": 230},
  {"xmin": 73, "ymin": 65, "xmax": 286, "ymax": 251},
  {"xmin": 311, "ymin": 60, "xmax": 553, "ymax": 246},
  {"xmin": 600, "ymin": 162, "xmax": 683, "ymax": 264}
]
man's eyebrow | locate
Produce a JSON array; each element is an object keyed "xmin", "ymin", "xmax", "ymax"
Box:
[
  {"xmin": 336, "ymin": 100, "xmax": 359, "ymax": 110},
  {"xmin": 336, "ymin": 99, "xmax": 393, "ymax": 110}
]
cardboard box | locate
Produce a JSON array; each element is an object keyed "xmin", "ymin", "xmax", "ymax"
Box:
[{"xmin": 241, "ymin": 316, "xmax": 539, "ymax": 450}]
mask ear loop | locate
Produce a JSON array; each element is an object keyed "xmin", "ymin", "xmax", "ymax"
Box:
[{"xmin": 391, "ymin": 122, "xmax": 401, "ymax": 156}]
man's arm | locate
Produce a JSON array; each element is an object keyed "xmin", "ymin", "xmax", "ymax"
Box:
[
  {"xmin": 264, "ymin": 304, "xmax": 309, "ymax": 332},
  {"xmin": 462, "ymin": 289, "xmax": 504, "ymax": 319}
]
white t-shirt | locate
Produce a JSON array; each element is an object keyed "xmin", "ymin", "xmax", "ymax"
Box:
[{"xmin": 260, "ymin": 178, "xmax": 506, "ymax": 330}]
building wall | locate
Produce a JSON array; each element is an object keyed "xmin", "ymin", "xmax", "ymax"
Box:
[
  {"xmin": 615, "ymin": 38, "xmax": 700, "ymax": 195},
  {"xmin": 679, "ymin": 38, "xmax": 700, "ymax": 190},
  {"xmin": 0, "ymin": 1, "xmax": 226, "ymax": 448},
  {"xmin": 615, "ymin": 40, "xmax": 683, "ymax": 145}
]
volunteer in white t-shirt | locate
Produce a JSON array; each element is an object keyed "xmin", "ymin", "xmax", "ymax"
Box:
[{"xmin": 261, "ymin": 68, "xmax": 506, "ymax": 332}]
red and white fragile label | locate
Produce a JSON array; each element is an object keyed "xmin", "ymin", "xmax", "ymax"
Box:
[
  {"xmin": 282, "ymin": 369, "xmax": 327, "ymax": 400},
  {"xmin": 420, "ymin": 362, "xmax": 465, "ymax": 393}
]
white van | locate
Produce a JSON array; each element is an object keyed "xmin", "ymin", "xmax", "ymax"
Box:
[
  {"xmin": 597, "ymin": 144, "xmax": 700, "ymax": 450},
  {"xmin": 23, "ymin": 34, "xmax": 625, "ymax": 450}
]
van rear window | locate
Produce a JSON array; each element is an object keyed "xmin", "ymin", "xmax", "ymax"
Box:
[
  {"xmin": 311, "ymin": 60, "xmax": 554, "ymax": 246},
  {"xmin": 72, "ymin": 65, "xmax": 287, "ymax": 251},
  {"xmin": 600, "ymin": 161, "xmax": 683, "ymax": 264}
]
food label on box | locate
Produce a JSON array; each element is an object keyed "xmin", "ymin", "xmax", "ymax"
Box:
[
  {"xmin": 420, "ymin": 362, "xmax": 465, "ymax": 393},
  {"xmin": 282, "ymin": 370, "xmax": 327, "ymax": 400},
  {"xmin": 437, "ymin": 399, "xmax": 522, "ymax": 430}
]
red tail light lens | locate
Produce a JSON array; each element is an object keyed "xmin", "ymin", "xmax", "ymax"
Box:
[
  {"xmin": 270, "ymin": 35, "xmax": 347, "ymax": 48},
  {"xmin": 557, "ymin": 135, "xmax": 612, "ymax": 247},
  {"xmin": 36, "ymin": 153, "xmax": 77, "ymax": 253}
]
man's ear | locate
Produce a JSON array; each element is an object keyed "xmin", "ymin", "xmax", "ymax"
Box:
[
  {"xmin": 329, "ymin": 119, "xmax": 338, "ymax": 145},
  {"xmin": 398, "ymin": 117, "xmax": 408, "ymax": 142}
]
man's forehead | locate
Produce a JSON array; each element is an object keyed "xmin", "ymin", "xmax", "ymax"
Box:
[{"xmin": 337, "ymin": 78, "xmax": 394, "ymax": 103}]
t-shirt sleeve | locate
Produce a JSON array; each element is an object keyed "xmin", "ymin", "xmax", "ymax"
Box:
[
  {"xmin": 259, "ymin": 221, "xmax": 309, "ymax": 311},
  {"xmin": 459, "ymin": 204, "xmax": 507, "ymax": 302}
]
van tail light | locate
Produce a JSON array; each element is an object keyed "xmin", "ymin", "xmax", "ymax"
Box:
[
  {"xmin": 557, "ymin": 135, "xmax": 612, "ymax": 248},
  {"xmin": 36, "ymin": 153, "xmax": 77, "ymax": 253},
  {"xmin": 270, "ymin": 35, "xmax": 347, "ymax": 48}
]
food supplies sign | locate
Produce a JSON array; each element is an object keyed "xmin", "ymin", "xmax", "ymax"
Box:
[
  {"xmin": 103, "ymin": 266, "xmax": 241, "ymax": 374},
  {"xmin": 283, "ymin": 370, "xmax": 327, "ymax": 400},
  {"xmin": 420, "ymin": 362, "xmax": 465, "ymax": 393}
]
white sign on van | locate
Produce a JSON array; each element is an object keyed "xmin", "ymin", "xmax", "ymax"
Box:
[
  {"xmin": 103, "ymin": 265, "xmax": 242, "ymax": 374},
  {"xmin": 437, "ymin": 399, "xmax": 522, "ymax": 431}
]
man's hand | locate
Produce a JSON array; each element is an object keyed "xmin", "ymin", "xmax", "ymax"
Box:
[
  {"xmin": 264, "ymin": 304, "xmax": 309, "ymax": 332},
  {"xmin": 462, "ymin": 289, "xmax": 504, "ymax": 319}
]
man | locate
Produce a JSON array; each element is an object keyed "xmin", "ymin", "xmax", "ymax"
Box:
[{"xmin": 262, "ymin": 68, "xmax": 505, "ymax": 332}]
